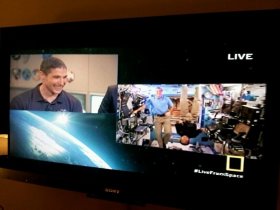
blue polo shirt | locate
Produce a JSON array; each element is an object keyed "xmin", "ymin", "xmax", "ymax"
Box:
[
  {"xmin": 10, "ymin": 84, "xmax": 83, "ymax": 112},
  {"xmin": 145, "ymin": 95, "xmax": 173, "ymax": 115}
]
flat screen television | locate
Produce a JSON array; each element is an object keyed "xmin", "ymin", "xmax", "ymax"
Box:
[{"xmin": 0, "ymin": 9, "xmax": 279, "ymax": 210}]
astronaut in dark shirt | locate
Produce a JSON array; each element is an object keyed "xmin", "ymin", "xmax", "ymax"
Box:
[
  {"xmin": 180, "ymin": 130, "xmax": 214, "ymax": 147},
  {"xmin": 98, "ymin": 84, "xmax": 118, "ymax": 114},
  {"xmin": 10, "ymin": 57, "xmax": 83, "ymax": 112}
]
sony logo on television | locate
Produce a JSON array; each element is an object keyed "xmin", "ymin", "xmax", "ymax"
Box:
[
  {"xmin": 104, "ymin": 187, "xmax": 120, "ymax": 194},
  {"xmin": 227, "ymin": 53, "xmax": 253, "ymax": 60}
]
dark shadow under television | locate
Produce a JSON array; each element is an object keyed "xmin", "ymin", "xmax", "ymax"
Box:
[{"xmin": 0, "ymin": 9, "xmax": 279, "ymax": 210}]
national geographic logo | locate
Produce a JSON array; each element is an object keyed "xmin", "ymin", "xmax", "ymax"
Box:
[{"xmin": 226, "ymin": 155, "xmax": 244, "ymax": 172}]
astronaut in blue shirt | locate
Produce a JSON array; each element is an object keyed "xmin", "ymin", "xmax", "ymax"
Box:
[
  {"xmin": 134, "ymin": 86, "xmax": 174, "ymax": 148},
  {"xmin": 242, "ymin": 90, "xmax": 255, "ymax": 101}
]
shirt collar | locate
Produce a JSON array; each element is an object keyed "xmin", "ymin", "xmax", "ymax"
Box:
[{"xmin": 34, "ymin": 83, "xmax": 63, "ymax": 103}]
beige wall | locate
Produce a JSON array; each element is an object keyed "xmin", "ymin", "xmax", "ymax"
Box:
[
  {"xmin": 10, "ymin": 54, "xmax": 118, "ymax": 93},
  {"xmin": 0, "ymin": 0, "xmax": 279, "ymax": 27}
]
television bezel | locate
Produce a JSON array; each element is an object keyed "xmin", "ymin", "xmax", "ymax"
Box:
[{"xmin": 0, "ymin": 9, "xmax": 279, "ymax": 209}]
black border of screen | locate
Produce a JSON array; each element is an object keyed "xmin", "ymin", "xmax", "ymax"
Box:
[{"xmin": 0, "ymin": 9, "xmax": 279, "ymax": 209}]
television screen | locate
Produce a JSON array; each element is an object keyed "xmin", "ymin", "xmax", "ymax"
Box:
[
  {"xmin": 10, "ymin": 110, "xmax": 119, "ymax": 170},
  {"xmin": 9, "ymin": 54, "xmax": 118, "ymax": 113},
  {"xmin": 0, "ymin": 10, "xmax": 279, "ymax": 210},
  {"xmin": 116, "ymin": 83, "xmax": 266, "ymax": 159}
]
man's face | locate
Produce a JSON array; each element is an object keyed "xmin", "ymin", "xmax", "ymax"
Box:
[
  {"xmin": 155, "ymin": 88, "xmax": 163, "ymax": 98},
  {"xmin": 41, "ymin": 67, "xmax": 68, "ymax": 95}
]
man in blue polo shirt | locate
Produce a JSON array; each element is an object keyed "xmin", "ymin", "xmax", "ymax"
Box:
[
  {"xmin": 10, "ymin": 57, "xmax": 83, "ymax": 112},
  {"xmin": 134, "ymin": 86, "xmax": 174, "ymax": 148}
]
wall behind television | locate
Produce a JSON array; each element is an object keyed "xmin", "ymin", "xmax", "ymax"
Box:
[{"xmin": 0, "ymin": 0, "xmax": 280, "ymax": 27}]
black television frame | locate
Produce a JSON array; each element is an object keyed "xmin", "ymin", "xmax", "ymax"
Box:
[{"xmin": 0, "ymin": 9, "xmax": 279, "ymax": 210}]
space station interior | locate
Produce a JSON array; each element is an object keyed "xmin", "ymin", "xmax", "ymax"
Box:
[{"xmin": 116, "ymin": 84, "xmax": 266, "ymax": 159}]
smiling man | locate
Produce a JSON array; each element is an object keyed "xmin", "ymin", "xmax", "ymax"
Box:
[{"xmin": 10, "ymin": 56, "xmax": 83, "ymax": 112}]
